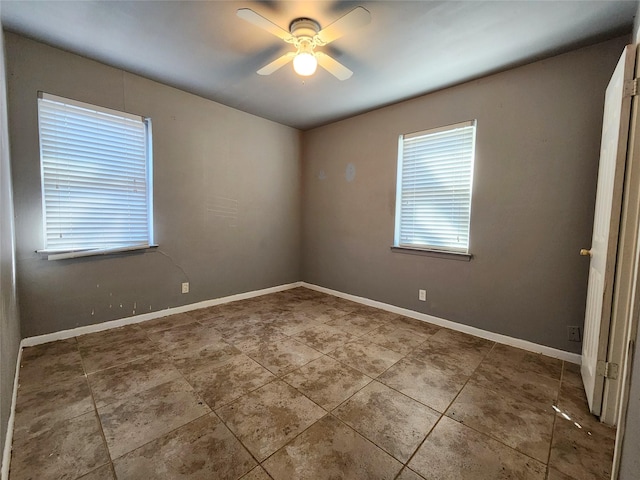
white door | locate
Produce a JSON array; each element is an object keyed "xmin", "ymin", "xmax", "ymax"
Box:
[{"xmin": 582, "ymin": 45, "xmax": 636, "ymax": 415}]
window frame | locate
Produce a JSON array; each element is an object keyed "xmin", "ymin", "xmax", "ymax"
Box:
[
  {"xmin": 36, "ymin": 92, "xmax": 155, "ymax": 260},
  {"xmin": 393, "ymin": 120, "xmax": 477, "ymax": 258}
]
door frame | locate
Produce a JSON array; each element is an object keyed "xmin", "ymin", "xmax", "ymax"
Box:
[
  {"xmin": 600, "ymin": 46, "xmax": 640, "ymax": 427},
  {"xmin": 610, "ymin": 49, "xmax": 640, "ymax": 477}
]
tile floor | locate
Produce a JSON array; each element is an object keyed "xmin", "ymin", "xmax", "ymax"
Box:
[{"xmin": 9, "ymin": 287, "xmax": 616, "ymax": 480}]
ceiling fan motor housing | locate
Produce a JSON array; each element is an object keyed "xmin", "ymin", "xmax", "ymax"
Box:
[{"xmin": 289, "ymin": 18, "xmax": 321, "ymax": 42}]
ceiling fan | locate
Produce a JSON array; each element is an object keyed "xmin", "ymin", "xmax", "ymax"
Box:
[{"xmin": 236, "ymin": 6, "xmax": 371, "ymax": 81}]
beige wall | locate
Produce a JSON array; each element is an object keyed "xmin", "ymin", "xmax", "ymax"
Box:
[
  {"xmin": 0, "ymin": 27, "xmax": 20, "ymax": 469},
  {"xmin": 301, "ymin": 36, "xmax": 628, "ymax": 353},
  {"xmin": 6, "ymin": 33, "xmax": 302, "ymax": 337}
]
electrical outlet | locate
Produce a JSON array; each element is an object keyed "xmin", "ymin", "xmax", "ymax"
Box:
[
  {"xmin": 567, "ymin": 326, "xmax": 582, "ymax": 342},
  {"xmin": 419, "ymin": 289, "xmax": 426, "ymax": 301},
  {"xmin": 181, "ymin": 282, "xmax": 189, "ymax": 294}
]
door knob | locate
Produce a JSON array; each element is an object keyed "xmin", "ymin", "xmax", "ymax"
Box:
[{"xmin": 580, "ymin": 248, "xmax": 592, "ymax": 257}]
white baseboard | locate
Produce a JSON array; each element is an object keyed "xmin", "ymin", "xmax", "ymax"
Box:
[
  {"xmin": 302, "ymin": 282, "xmax": 582, "ymax": 365},
  {"xmin": 19, "ymin": 280, "xmax": 581, "ymax": 363},
  {"xmin": 1, "ymin": 342, "xmax": 23, "ymax": 480},
  {"xmin": 21, "ymin": 282, "xmax": 303, "ymax": 347}
]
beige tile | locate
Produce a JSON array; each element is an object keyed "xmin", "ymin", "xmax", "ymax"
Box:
[
  {"xmin": 184, "ymin": 354, "xmax": 275, "ymax": 410},
  {"xmin": 329, "ymin": 338, "xmax": 403, "ymax": 377},
  {"xmin": 246, "ymin": 337, "xmax": 323, "ymax": 376},
  {"xmin": 430, "ymin": 328, "xmax": 493, "ymax": 352},
  {"xmin": 210, "ymin": 314, "xmax": 265, "ymax": 336},
  {"xmin": 322, "ymin": 296, "xmax": 361, "ymax": 313},
  {"xmin": 263, "ymin": 414, "xmax": 402, "ymax": 480},
  {"xmin": 470, "ymin": 357, "xmax": 560, "ymax": 411},
  {"xmin": 97, "ymin": 377, "xmax": 210, "ymax": 459},
  {"xmin": 222, "ymin": 324, "xmax": 289, "ymax": 353},
  {"xmin": 555, "ymin": 383, "xmax": 617, "ymax": 439},
  {"xmin": 13, "ymin": 375, "xmax": 94, "ymax": 442},
  {"xmin": 212, "ymin": 308, "xmax": 282, "ymax": 329},
  {"xmin": 187, "ymin": 304, "xmax": 228, "ymax": 322},
  {"xmin": 269, "ymin": 310, "xmax": 322, "ymax": 335},
  {"xmin": 447, "ymin": 382, "xmax": 554, "ymax": 462},
  {"xmin": 20, "ymin": 337, "xmax": 79, "ymax": 362},
  {"xmin": 351, "ymin": 305, "xmax": 400, "ymax": 323},
  {"xmin": 378, "ymin": 356, "xmax": 469, "ymax": 412},
  {"xmin": 396, "ymin": 468, "xmax": 426, "ymax": 480},
  {"xmin": 484, "ymin": 343, "xmax": 562, "ymax": 380},
  {"xmin": 168, "ymin": 341, "xmax": 242, "ymax": 374},
  {"xmin": 293, "ymin": 323, "xmax": 357, "ymax": 353},
  {"xmin": 293, "ymin": 302, "xmax": 351, "ymax": 323},
  {"xmin": 88, "ymin": 353, "xmax": 182, "ymax": 408},
  {"xmin": 394, "ymin": 316, "xmax": 441, "ymax": 337},
  {"xmin": 408, "ymin": 416, "xmax": 546, "ymax": 480},
  {"xmin": 19, "ymin": 339, "xmax": 84, "ymax": 392},
  {"xmin": 217, "ymin": 380, "xmax": 325, "ymax": 461},
  {"xmin": 77, "ymin": 325, "xmax": 159, "ymax": 373},
  {"xmin": 549, "ymin": 415, "xmax": 615, "ymax": 480},
  {"xmin": 286, "ymin": 287, "xmax": 328, "ymax": 301},
  {"xmin": 10, "ymin": 411, "xmax": 110, "ymax": 480},
  {"xmin": 78, "ymin": 464, "xmax": 115, "ymax": 479},
  {"xmin": 283, "ymin": 355, "xmax": 371, "ymax": 410},
  {"xmin": 367, "ymin": 324, "xmax": 429, "ymax": 355},
  {"xmin": 411, "ymin": 329, "xmax": 493, "ymax": 374},
  {"xmin": 561, "ymin": 362, "xmax": 584, "ymax": 390},
  {"xmin": 139, "ymin": 312, "xmax": 199, "ymax": 334},
  {"xmin": 113, "ymin": 413, "xmax": 256, "ymax": 479},
  {"xmin": 240, "ymin": 466, "xmax": 272, "ymax": 480},
  {"xmin": 325, "ymin": 313, "xmax": 384, "ymax": 336},
  {"xmin": 547, "ymin": 468, "xmax": 578, "ymax": 480},
  {"xmin": 333, "ymin": 381, "xmax": 440, "ymax": 462},
  {"xmin": 147, "ymin": 321, "xmax": 224, "ymax": 352}
]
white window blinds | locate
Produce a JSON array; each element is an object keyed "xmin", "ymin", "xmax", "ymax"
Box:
[
  {"xmin": 38, "ymin": 93, "xmax": 153, "ymax": 254},
  {"xmin": 395, "ymin": 120, "xmax": 476, "ymax": 253}
]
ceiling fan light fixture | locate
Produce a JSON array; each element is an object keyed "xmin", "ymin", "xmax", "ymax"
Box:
[
  {"xmin": 293, "ymin": 52, "xmax": 317, "ymax": 76},
  {"xmin": 237, "ymin": 7, "xmax": 370, "ymax": 80}
]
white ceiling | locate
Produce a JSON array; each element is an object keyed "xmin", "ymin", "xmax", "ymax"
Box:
[{"xmin": 1, "ymin": 1, "xmax": 637, "ymax": 130}]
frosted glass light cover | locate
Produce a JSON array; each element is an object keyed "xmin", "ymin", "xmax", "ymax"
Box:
[{"xmin": 293, "ymin": 53, "xmax": 317, "ymax": 76}]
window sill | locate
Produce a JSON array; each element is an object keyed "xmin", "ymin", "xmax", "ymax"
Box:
[
  {"xmin": 390, "ymin": 246, "xmax": 472, "ymax": 262},
  {"xmin": 38, "ymin": 244, "xmax": 158, "ymax": 261}
]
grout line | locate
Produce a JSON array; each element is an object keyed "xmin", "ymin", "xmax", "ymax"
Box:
[
  {"xmin": 545, "ymin": 361, "xmax": 566, "ymax": 479},
  {"xmin": 147, "ymin": 334, "xmax": 268, "ymax": 476},
  {"xmin": 107, "ymin": 412, "xmax": 213, "ymax": 463},
  {"xmin": 393, "ymin": 343, "xmax": 499, "ymax": 477},
  {"xmin": 212, "ymin": 406, "xmax": 267, "ymax": 479},
  {"xmin": 436, "ymin": 342, "xmax": 557, "ymax": 467},
  {"xmin": 398, "ymin": 412, "xmax": 447, "ymax": 477},
  {"xmin": 78, "ymin": 343, "xmax": 117, "ymax": 476}
]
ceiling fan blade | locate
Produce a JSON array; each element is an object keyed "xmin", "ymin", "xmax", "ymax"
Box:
[
  {"xmin": 237, "ymin": 8, "xmax": 295, "ymax": 43},
  {"xmin": 315, "ymin": 52, "xmax": 353, "ymax": 81},
  {"xmin": 315, "ymin": 6, "xmax": 371, "ymax": 45},
  {"xmin": 257, "ymin": 52, "xmax": 296, "ymax": 75}
]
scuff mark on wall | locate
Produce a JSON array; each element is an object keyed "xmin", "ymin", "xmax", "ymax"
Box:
[
  {"xmin": 345, "ymin": 163, "xmax": 356, "ymax": 182},
  {"xmin": 206, "ymin": 195, "xmax": 238, "ymax": 227}
]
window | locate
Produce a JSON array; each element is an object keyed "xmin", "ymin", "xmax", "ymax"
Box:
[
  {"xmin": 37, "ymin": 93, "xmax": 153, "ymax": 259},
  {"xmin": 394, "ymin": 120, "xmax": 476, "ymax": 254}
]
